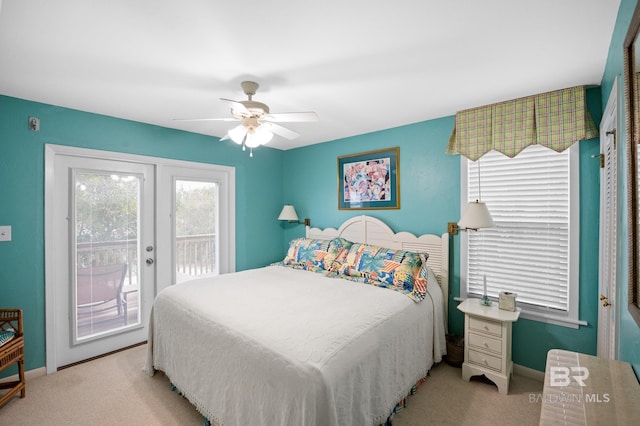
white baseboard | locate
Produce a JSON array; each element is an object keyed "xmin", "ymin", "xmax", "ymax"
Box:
[
  {"xmin": 0, "ymin": 366, "xmax": 46, "ymax": 384},
  {"xmin": 514, "ymin": 363, "xmax": 544, "ymax": 382}
]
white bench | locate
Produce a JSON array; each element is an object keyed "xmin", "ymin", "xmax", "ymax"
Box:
[{"xmin": 540, "ymin": 349, "xmax": 640, "ymax": 425}]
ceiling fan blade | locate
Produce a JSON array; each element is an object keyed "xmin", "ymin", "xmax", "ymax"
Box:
[
  {"xmin": 173, "ymin": 117, "xmax": 240, "ymax": 122},
  {"xmin": 261, "ymin": 122, "xmax": 300, "ymax": 140},
  {"xmin": 263, "ymin": 111, "xmax": 319, "ymax": 122},
  {"xmin": 220, "ymin": 98, "xmax": 251, "ymax": 116}
]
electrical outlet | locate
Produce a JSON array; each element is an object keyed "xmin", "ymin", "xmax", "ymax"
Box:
[{"xmin": 0, "ymin": 226, "xmax": 11, "ymax": 241}]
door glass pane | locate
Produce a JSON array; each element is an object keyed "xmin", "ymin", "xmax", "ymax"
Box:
[
  {"xmin": 74, "ymin": 172, "xmax": 141, "ymax": 342},
  {"xmin": 175, "ymin": 180, "xmax": 218, "ymax": 283}
]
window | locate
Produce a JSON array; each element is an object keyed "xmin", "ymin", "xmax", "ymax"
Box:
[
  {"xmin": 460, "ymin": 144, "xmax": 583, "ymax": 328},
  {"xmin": 174, "ymin": 179, "xmax": 219, "ymax": 283}
]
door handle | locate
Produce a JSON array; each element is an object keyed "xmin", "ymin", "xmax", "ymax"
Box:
[{"xmin": 600, "ymin": 294, "xmax": 611, "ymax": 307}]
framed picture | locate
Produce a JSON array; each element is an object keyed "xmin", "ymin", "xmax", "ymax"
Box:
[{"xmin": 338, "ymin": 147, "xmax": 399, "ymax": 210}]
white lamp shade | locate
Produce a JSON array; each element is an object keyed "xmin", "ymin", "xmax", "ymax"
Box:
[
  {"xmin": 458, "ymin": 201, "xmax": 495, "ymax": 230},
  {"xmin": 228, "ymin": 125, "xmax": 247, "ymax": 144},
  {"xmin": 278, "ymin": 205, "xmax": 299, "ymax": 221},
  {"xmin": 245, "ymin": 126, "xmax": 273, "ymax": 148}
]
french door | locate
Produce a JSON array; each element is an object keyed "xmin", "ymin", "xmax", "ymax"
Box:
[
  {"xmin": 49, "ymin": 153, "xmax": 155, "ymax": 368},
  {"xmin": 45, "ymin": 145, "xmax": 236, "ymax": 372},
  {"xmin": 156, "ymin": 164, "xmax": 235, "ymax": 293}
]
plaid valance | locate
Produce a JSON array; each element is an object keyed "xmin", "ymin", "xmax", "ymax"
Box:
[{"xmin": 446, "ymin": 86, "xmax": 598, "ymax": 161}]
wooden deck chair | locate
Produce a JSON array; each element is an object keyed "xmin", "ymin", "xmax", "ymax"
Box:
[{"xmin": 76, "ymin": 263, "xmax": 128, "ymax": 318}]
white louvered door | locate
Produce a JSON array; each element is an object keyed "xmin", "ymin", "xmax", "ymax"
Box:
[{"xmin": 597, "ymin": 78, "xmax": 619, "ymax": 359}]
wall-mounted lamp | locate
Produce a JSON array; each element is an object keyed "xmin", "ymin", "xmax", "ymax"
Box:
[
  {"xmin": 448, "ymin": 200, "xmax": 494, "ymax": 235},
  {"xmin": 449, "ymin": 199, "xmax": 495, "ymax": 306},
  {"xmin": 278, "ymin": 205, "xmax": 310, "ymax": 227}
]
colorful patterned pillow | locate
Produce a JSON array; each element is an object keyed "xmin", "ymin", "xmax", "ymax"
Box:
[
  {"xmin": 391, "ymin": 251, "xmax": 424, "ymax": 290},
  {"xmin": 337, "ymin": 243, "xmax": 428, "ymax": 301},
  {"xmin": 273, "ymin": 260, "xmax": 326, "ymax": 274},
  {"xmin": 339, "ymin": 244, "xmax": 403, "ymax": 283},
  {"xmin": 322, "ymin": 237, "xmax": 353, "ymax": 271},
  {"xmin": 283, "ymin": 238, "xmax": 331, "ymax": 269},
  {"xmin": 409, "ymin": 255, "xmax": 430, "ymax": 301},
  {"xmin": 0, "ymin": 330, "xmax": 15, "ymax": 346}
]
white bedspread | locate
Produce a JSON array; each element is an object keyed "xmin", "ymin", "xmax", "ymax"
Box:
[{"xmin": 146, "ymin": 265, "xmax": 446, "ymax": 426}]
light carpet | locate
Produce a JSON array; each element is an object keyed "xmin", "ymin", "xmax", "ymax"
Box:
[{"xmin": 0, "ymin": 344, "xmax": 543, "ymax": 425}]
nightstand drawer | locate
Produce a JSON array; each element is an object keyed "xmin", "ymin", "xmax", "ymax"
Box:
[
  {"xmin": 468, "ymin": 349, "xmax": 502, "ymax": 372},
  {"xmin": 468, "ymin": 332, "xmax": 502, "ymax": 355},
  {"xmin": 469, "ymin": 316, "xmax": 502, "ymax": 337}
]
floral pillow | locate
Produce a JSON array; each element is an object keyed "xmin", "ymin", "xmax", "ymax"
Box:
[
  {"xmin": 337, "ymin": 243, "xmax": 428, "ymax": 301},
  {"xmin": 322, "ymin": 237, "xmax": 353, "ymax": 272},
  {"xmin": 273, "ymin": 260, "xmax": 326, "ymax": 274},
  {"xmin": 411, "ymin": 258, "xmax": 430, "ymax": 301},
  {"xmin": 283, "ymin": 238, "xmax": 331, "ymax": 269}
]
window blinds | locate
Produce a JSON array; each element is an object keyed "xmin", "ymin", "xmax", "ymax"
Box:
[{"xmin": 466, "ymin": 145, "xmax": 571, "ymax": 312}]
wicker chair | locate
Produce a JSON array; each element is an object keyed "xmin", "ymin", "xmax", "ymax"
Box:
[{"xmin": 0, "ymin": 309, "xmax": 25, "ymax": 407}]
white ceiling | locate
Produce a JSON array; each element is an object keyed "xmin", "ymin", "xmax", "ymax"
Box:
[{"xmin": 0, "ymin": 0, "xmax": 621, "ymax": 150}]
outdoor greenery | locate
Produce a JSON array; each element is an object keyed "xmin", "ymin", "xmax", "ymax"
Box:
[
  {"xmin": 75, "ymin": 176, "xmax": 218, "ymax": 242},
  {"xmin": 74, "ymin": 174, "xmax": 217, "ymax": 271},
  {"xmin": 175, "ymin": 180, "xmax": 217, "ymax": 237},
  {"xmin": 75, "ymin": 173, "xmax": 139, "ymax": 243}
]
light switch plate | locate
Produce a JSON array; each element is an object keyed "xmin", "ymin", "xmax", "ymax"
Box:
[{"xmin": 0, "ymin": 226, "xmax": 12, "ymax": 241}]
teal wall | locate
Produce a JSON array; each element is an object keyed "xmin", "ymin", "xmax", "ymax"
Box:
[
  {"xmin": 4, "ymin": 0, "xmax": 636, "ymax": 377},
  {"xmin": 284, "ymin": 93, "xmax": 602, "ymax": 372},
  {"xmin": 0, "ymin": 91, "xmax": 605, "ymax": 376},
  {"xmin": 282, "ymin": 116, "xmax": 459, "ymax": 237},
  {"xmin": 0, "ymin": 95, "xmax": 285, "ymax": 373},
  {"xmin": 601, "ymin": 0, "xmax": 640, "ymax": 377}
]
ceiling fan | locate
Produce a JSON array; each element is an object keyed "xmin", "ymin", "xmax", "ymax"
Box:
[{"xmin": 175, "ymin": 81, "xmax": 318, "ymax": 156}]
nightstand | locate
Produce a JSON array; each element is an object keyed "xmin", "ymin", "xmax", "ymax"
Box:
[{"xmin": 457, "ymin": 298, "xmax": 520, "ymax": 394}]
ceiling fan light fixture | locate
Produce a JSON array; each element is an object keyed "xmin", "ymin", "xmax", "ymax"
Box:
[
  {"xmin": 228, "ymin": 124, "xmax": 247, "ymax": 144},
  {"xmin": 177, "ymin": 81, "xmax": 317, "ymax": 156},
  {"xmin": 245, "ymin": 125, "xmax": 273, "ymax": 148}
]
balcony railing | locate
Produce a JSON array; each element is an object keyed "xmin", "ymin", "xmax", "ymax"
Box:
[
  {"xmin": 75, "ymin": 235, "xmax": 216, "ymax": 337},
  {"xmin": 76, "ymin": 234, "xmax": 217, "ymax": 283},
  {"xmin": 176, "ymin": 234, "xmax": 217, "ymax": 276}
]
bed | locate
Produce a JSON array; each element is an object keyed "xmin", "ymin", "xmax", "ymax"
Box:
[{"xmin": 145, "ymin": 215, "xmax": 449, "ymax": 425}]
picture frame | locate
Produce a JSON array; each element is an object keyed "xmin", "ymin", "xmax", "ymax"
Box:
[{"xmin": 338, "ymin": 147, "xmax": 399, "ymax": 210}]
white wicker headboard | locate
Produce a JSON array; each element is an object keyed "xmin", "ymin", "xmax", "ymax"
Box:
[{"xmin": 306, "ymin": 215, "xmax": 449, "ymax": 319}]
